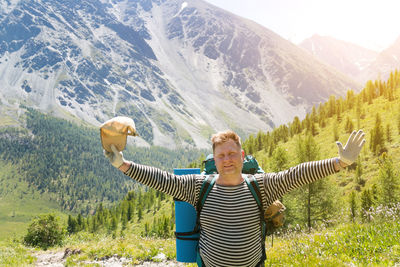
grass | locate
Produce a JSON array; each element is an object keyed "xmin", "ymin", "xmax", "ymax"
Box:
[
  {"xmin": 62, "ymin": 232, "xmax": 179, "ymax": 265},
  {"xmin": 0, "ymin": 162, "xmax": 66, "ymax": 241},
  {"xmin": 266, "ymin": 220, "xmax": 400, "ymax": 266},
  {"xmin": 0, "ymin": 240, "xmax": 36, "ymax": 266},
  {"xmin": 2, "ymin": 216, "xmax": 399, "ymax": 266}
]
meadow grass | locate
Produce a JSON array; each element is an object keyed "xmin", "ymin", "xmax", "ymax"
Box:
[
  {"xmin": 1, "ymin": 215, "xmax": 399, "ymax": 266},
  {"xmin": 62, "ymin": 232, "xmax": 180, "ymax": 265},
  {"xmin": 0, "ymin": 240, "xmax": 35, "ymax": 266},
  {"xmin": 266, "ymin": 215, "xmax": 400, "ymax": 266},
  {"xmin": 0, "ymin": 162, "xmax": 65, "ymax": 241}
]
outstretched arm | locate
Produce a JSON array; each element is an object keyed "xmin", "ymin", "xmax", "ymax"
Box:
[
  {"xmin": 263, "ymin": 130, "xmax": 366, "ymax": 205},
  {"xmin": 104, "ymin": 145, "xmax": 197, "ymax": 204}
]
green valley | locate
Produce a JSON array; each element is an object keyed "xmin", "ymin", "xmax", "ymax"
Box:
[{"xmin": 1, "ymin": 70, "xmax": 400, "ymax": 266}]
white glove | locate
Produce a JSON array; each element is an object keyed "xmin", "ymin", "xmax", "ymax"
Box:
[
  {"xmin": 336, "ymin": 130, "xmax": 366, "ymax": 165},
  {"xmin": 104, "ymin": 144, "xmax": 125, "ymax": 168}
]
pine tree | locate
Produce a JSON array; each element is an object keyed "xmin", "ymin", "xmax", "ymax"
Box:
[
  {"xmin": 398, "ymin": 105, "xmax": 400, "ymax": 135},
  {"xmin": 67, "ymin": 215, "xmax": 77, "ymax": 234},
  {"xmin": 333, "ymin": 121, "xmax": 339, "ymax": 141},
  {"xmin": 355, "ymin": 158, "xmax": 364, "ymax": 188},
  {"xmin": 137, "ymin": 206, "xmax": 143, "ymax": 221},
  {"xmin": 270, "ymin": 146, "xmax": 289, "ymax": 172},
  {"xmin": 346, "ymin": 90, "xmax": 355, "ymax": 109},
  {"xmin": 327, "ymin": 95, "xmax": 336, "ymax": 117},
  {"xmin": 256, "ymin": 131, "xmax": 264, "ymax": 151},
  {"xmin": 77, "ymin": 214, "xmax": 83, "ymax": 231},
  {"xmin": 386, "ymin": 124, "xmax": 392, "ymax": 143},
  {"xmin": 293, "ymin": 134, "xmax": 338, "ymax": 230},
  {"xmin": 344, "ymin": 116, "xmax": 354, "ymax": 134},
  {"xmin": 246, "ymin": 134, "xmax": 255, "ymax": 155},
  {"xmin": 370, "ymin": 113, "xmax": 385, "ymax": 155},
  {"xmin": 311, "ymin": 105, "xmax": 318, "ymax": 123},
  {"xmin": 378, "ymin": 153, "xmax": 399, "ymax": 205},
  {"xmin": 348, "ymin": 191, "xmax": 358, "ymax": 223},
  {"xmin": 291, "ymin": 116, "xmax": 302, "ymax": 135},
  {"xmin": 360, "ymin": 189, "xmax": 374, "ymax": 222}
]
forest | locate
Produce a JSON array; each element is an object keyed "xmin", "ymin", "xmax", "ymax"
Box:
[{"xmin": 0, "ymin": 108, "xmax": 206, "ymax": 215}]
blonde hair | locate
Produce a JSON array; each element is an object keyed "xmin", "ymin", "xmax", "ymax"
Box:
[{"xmin": 211, "ymin": 130, "xmax": 241, "ymax": 152}]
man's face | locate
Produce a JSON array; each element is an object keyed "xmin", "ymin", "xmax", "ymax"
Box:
[{"xmin": 213, "ymin": 139, "xmax": 244, "ymax": 177}]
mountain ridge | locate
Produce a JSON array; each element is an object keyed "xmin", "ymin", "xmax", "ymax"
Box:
[
  {"xmin": 0, "ymin": 0, "xmax": 360, "ymax": 149},
  {"xmin": 299, "ymin": 34, "xmax": 400, "ymax": 85}
]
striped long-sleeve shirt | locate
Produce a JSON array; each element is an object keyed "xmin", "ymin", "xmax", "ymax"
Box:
[{"xmin": 124, "ymin": 158, "xmax": 337, "ymax": 267}]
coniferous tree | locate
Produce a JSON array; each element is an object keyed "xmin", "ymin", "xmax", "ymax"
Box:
[
  {"xmin": 345, "ymin": 116, "xmax": 354, "ymax": 134},
  {"xmin": 346, "ymin": 90, "xmax": 355, "ymax": 109},
  {"xmin": 355, "ymin": 158, "xmax": 364, "ymax": 188},
  {"xmin": 311, "ymin": 105, "xmax": 318, "ymax": 123},
  {"xmin": 336, "ymin": 100, "xmax": 342, "ymax": 122},
  {"xmin": 370, "ymin": 113, "xmax": 385, "ymax": 155},
  {"xmin": 397, "ymin": 106, "xmax": 400, "ymax": 135},
  {"xmin": 77, "ymin": 214, "xmax": 83, "ymax": 231},
  {"xmin": 355, "ymin": 97, "xmax": 362, "ymax": 129},
  {"xmin": 270, "ymin": 146, "xmax": 289, "ymax": 172},
  {"xmin": 327, "ymin": 95, "xmax": 336, "ymax": 117},
  {"xmin": 348, "ymin": 191, "xmax": 358, "ymax": 223},
  {"xmin": 256, "ymin": 131, "xmax": 264, "ymax": 151},
  {"xmin": 386, "ymin": 124, "xmax": 392, "ymax": 143},
  {"xmin": 333, "ymin": 121, "xmax": 339, "ymax": 141},
  {"xmin": 360, "ymin": 188, "xmax": 374, "ymax": 222},
  {"xmin": 289, "ymin": 134, "xmax": 338, "ymax": 231},
  {"xmin": 365, "ymin": 80, "xmax": 375, "ymax": 104},
  {"xmin": 377, "ymin": 153, "xmax": 399, "ymax": 205},
  {"xmin": 137, "ymin": 206, "xmax": 143, "ymax": 221},
  {"xmin": 291, "ymin": 116, "xmax": 302, "ymax": 135},
  {"xmin": 246, "ymin": 134, "xmax": 255, "ymax": 155},
  {"xmin": 67, "ymin": 215, "xmax": 77, "ymax": 234}
]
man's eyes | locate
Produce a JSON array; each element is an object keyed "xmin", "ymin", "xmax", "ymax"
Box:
[{"xmin": 217, "ymin": 152, "xmax": 237, "ymax": 158}]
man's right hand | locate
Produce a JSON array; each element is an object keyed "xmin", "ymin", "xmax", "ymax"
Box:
[{"xmin": 104, "ymin": 144, "xmax": 125, "ymax": 169}]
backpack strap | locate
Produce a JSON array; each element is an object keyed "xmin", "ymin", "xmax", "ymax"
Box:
[
  {"xmin": 195, "ymin": 175, "xmax": 217, "ymax": 267},
  {"xmin": 196, "ymin": 175, "xmax": 217, "ymax": 215},
  {"xmin": 244, "ymin": 175, "xmax": 267, "ymax": 264}
]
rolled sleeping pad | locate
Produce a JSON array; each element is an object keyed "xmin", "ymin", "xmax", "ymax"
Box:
[{"xmin": 173, "ymin": 168, "xmax": 201, "ymax": 263}]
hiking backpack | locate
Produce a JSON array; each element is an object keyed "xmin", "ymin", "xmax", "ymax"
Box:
[{"xmin": 202, "ymin": 153, "xmax": 265, "ymax": 175}]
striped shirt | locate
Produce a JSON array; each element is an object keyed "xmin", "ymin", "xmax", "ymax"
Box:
[{"xmin": 124, "ymin": 158, "xmax": 337, "ymax": 267}]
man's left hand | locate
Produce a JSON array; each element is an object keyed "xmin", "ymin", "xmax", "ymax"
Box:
[{"xmin": 336, "ymin": 130, "xmax": 366, "ymax": 165}]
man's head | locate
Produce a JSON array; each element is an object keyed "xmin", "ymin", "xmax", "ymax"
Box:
[
  {"xmin": 211, "ymin": 130, "xmax": 244, "ymax": 178},
  {"xmin": 211, "ymin": 130, "xmax": 242, "ymax": 153}
]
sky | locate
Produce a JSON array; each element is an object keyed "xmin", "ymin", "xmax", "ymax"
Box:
[{"xmin": 205, "ymin": 0, "xmax": 400, "ymax": 52}]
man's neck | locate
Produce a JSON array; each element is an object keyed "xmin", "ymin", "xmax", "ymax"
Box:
[{"xmin": 216, "ymin": 174, "xmax": 244, "ymax": 186}]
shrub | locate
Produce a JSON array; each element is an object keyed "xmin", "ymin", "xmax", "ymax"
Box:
[{"xmin": 23, "ymin": 214, "xmax": 66, "ymax": 250}]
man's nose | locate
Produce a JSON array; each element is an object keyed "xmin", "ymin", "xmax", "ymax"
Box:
[{"xmin": 222, "ymin": 155, "xmax": 232, "ymax": 161}]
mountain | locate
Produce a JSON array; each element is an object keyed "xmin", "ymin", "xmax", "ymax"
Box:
[
  {"xmin": 0, "ymin": 0, "xmax": 360, "ymax": 149},
  {"xmin": 299, "ymin": 34, "xmax": 379, "ymax": 83},
  {"xmin": 360, "ymin": 36, "xmax": 400, "ymax": 83}
]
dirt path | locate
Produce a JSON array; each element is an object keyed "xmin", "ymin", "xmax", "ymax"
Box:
[{"xmin": 33, "ymin": 249, "xmax": 187, "ymax": 266}]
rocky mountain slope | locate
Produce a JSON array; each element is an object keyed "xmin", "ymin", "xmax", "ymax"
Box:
[
  {"xmin": 0, "ymin": 0, "xmax": 360, "ymax": 148},
  {"xmin": 299, "ymin": 34, "xmax": 400, "ymax": 85},
  {"xmin": 360, "ymin": 36, "xmax": 400, "ymax": 83},
  {"xmin": 299, "ymin": 35, "xmax": 378, "ymax": 83}
]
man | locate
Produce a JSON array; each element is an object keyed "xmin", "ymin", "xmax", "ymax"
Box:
[{"xmin": 105, "ymin": 129, "xmax": 365, "ymax": 267}]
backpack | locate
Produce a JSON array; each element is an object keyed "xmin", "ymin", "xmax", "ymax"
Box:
[{"xmin": 202, "ymin": 153, "xmax": 265, "ymax": 175}]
